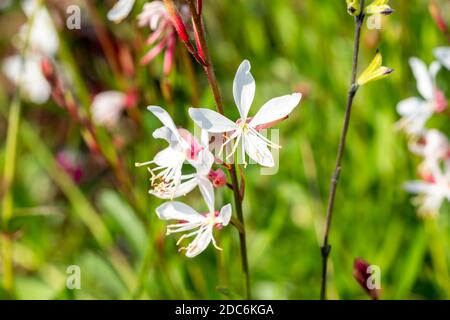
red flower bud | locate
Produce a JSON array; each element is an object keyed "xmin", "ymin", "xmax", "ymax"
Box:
[
  {"xmin": 353, "ymin": 258, "xmax": 381, "ymax": 300},
  {"xmin": 208, "ymin": 169, "xmax": 227, "ymax": 188}
]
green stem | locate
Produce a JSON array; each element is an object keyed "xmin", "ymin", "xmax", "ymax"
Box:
[
  {"xmin": 185, "ymin": 0, "xmax": 251, "ymax": 299},
  {"xmin": 320, "ymin": 0, "xmax": 365, "ymax": 300}
]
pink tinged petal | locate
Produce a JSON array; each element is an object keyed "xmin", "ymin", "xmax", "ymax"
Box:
[
  {"xmin": 156, "ymin": 201, "xmax": 204, "ymax": 222},
  {"xmin": 163, "ymin": 33, "xmax": 176, "ymax": 76},
  {"xmin": 178, "ymin": 128, "xmax": 203, "ymax": 160},
  {"xmin": 244, "ymin": 133, "xmax": 275, "ymax": 167},
  {"xmin": 233, "ymin": 60, "xmax": 255, "ymax": 119},
  {"xmin": 249, "ymin": 93, "xmax": 302, "ymax": 127},
  {"xmin": 434, "ymin": 89, "xmax": 447, "ymax": 113},
  {"xmin": 185, "ymin": 225, "xmax": 213, "ymax": 257},
  {"xmin": 140, "ymin": 38, "xmax": 167, "ymax": 65},
  {"xmin": 219, "ymin": 204, "xmax": 232, "ymax": 226},
  {"xmin": 107, "ymin": 0, "xmax": 135, "ymax": 23},
  {"xmin": 191, "ymin": 149, "xmax": 214, "ymax": 175},
  {"xmin": 409, "ymin": 57, "xmax": 434, "ymax": 100},
  {"xmin": 189, "ymin": 108, "xmax": 238, "ymax": 133},
  {"xmin": 434, "ymin": 47, "xmax": 450, "ymax": 71}
]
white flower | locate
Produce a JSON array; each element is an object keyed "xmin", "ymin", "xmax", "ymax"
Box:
[
  {"xmin": 136, "ymin": 106, "xmax": 203, "ymax": 197},
  {"xmin": 156, "ymin": 185, "xmax": 232, "ymax": 258},
  {"xmin": 189, "ymin": 60, "xmax": 302, "ymax": 167},
  {"xmin": 434, "ymin": 47, "xmax": 450, "ymax": 71},
  {"xmin": 20, "ymin": 0, "xmax": 59, "ymax": 56},
  {"xmin": 107, "ymin": 0, "xmax": 135, "ymax": 23},
  {"xmin": 2, "ymin": 54, "xmax": 51, "ymax": 104},
  {"xmin": 150, "ymin": 148, "xmax": 215, "ymax": 199},
  {"xmin": 396, "ymin": 57, "xmax": 445, "ymax": 136},
  {"xmin": 404, "ymin": 165, "xmax": 450, "ymax": 217},
  {"xmin": 91, "ymin": 91, "xmax": 127, "ymax": 128},
  {"xmin": 137, "ymin": 1, "xmax": 168, "ymax": 31},
  {"xmin": 409, "ymin": 129, "xmax": 450, "ymax": 170}
]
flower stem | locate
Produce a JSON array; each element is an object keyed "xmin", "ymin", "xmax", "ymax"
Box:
[
  {"xmin": 184, "ymin": 0, "xmax": 250, "ymax": 299},
  {"xmin": 320, "ymin": 1, "xmax": 365, "ymax": 300}
]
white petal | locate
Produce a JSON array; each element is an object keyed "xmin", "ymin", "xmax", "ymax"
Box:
[
  {"xmin": 107, "ymin": 0, "xmax": 135, "ymax": 23},
  {"xmin": 409, "ymin": 57, "xmax": 434, "ymax": 100},
  {"xmin": 153, "ymin": 146, "xmax": 185, "ymax": 167},
  {"xmin": 434, "ymin": 47, "xmax": 450, "ymax": 71},
  {"xmin": 244, "ymin": 133, "xmax": 274, "ymax": 167},
  {"xmin": 198, "ymin": 177, "xmax": 215, "ymax": 213},
  {"xmin": 2, "ymin": 54, "xmax": 51, "ymax": 104},
  {"xmin": 233, "ymin": 60, "xmax": 255, "ymax": 119},
  {"xmin": 189, "ymin": 108, "xmax": 238, "ymax": 133},
  {"xmin": 249, "ymin": 93, "xmax": 302, "ymax": 127},
  {"xmin": 152, "ymin": 126, "xmax": 175, "ymax": 142},
  {"xmin": 148, "ymin": 106, "xmax": 187, "ymax": 147},
  {"xmin": 185, "ymin": 226, "xmax": 213, "ymax": 257},
  {"xmin": 150, "ymin": 178, "xmax": 198, "ymax": 199},
  {"xmin": 91, "ymin": 91, "xmax": 126, "ymax": 128},
  {"xmin": 156, "ymin": 201, "xmax": 203, "ymax": 222},
  {"xmin": 190, "ymin": 149, "xmax": 214, "ymax": 175},
  {"xmin": 403, "ymin": 181, "xmax": 433, "ymax": 194},
  {"xmin": 396, "ymin": 97, "xmax": 426, "ymax": 116},
  {"xmin": 429, "ymin": 61, "xmax": 441, "ymax": 81},
  {"xmin": 219, "ymin": 204, "xmax": 232, "ymax": 226}
]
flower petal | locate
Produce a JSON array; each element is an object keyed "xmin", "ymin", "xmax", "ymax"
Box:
[
  {"xmin": 190, "ymin": 149, "xmax": 214, "ymax": 175},
  {"xmin": 396, "ymin": 97, "xmax": 427, "ymax": 116},
  {"xmin": 198, "ymin": 176, "xmax": 215, "ymax": 213},
  {"xmin": 409, "ymin": 57, "xmax": 434, "ymax": 100},
  {"xmin": 403, "ymin": 181, "xmax": 433, "ymax": 194},
  {"xmin": 107, "ymin": 0, "xmax": 135, "ymax": 23},
  {"xmin": 249, "ymin": 93, "xmax": 302, "ymax": 127},
  {"xmin": 156, "ymin": 201, "xmax": 203, "ymax": 222},
  {"xmin": 233, "ymin": 60, "xmax": 255, "ymax": 119},
  {"xmin": 185, "ymin": 225, "xmax": 213, "ymax": 257},
  {"xmin": 434, "ymin": 47, "xmax": 450, "ymax": 71},
  {"xmin": 219, "ymin": 204, "xmax": 232, "ymax": 226},
  {"xmin": 153, "ymin": 146, "xmax": 185, "ymax": 167},
  {"xmin": 150, "ymin": 178, "xmax": 198, "ymax": 199},
  {"xmin": 148, "ymin": 106, "xmax": 187, "ymax": 147},
  {"xmin": 244, "ymin": 133, "xmax": 275, "ymax": 167},
  {"xmin": 189, "ymin": 108, "xmax": 238, "ymax": 133}
]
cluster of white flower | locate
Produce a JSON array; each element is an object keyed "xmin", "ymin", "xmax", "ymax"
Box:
[
  {"xmin": 137, "ymin": 60, "xmax": 302, "ymax": 257},
  {"xmin": 397, "ymin": 47, "xmax": 450, "ymax": 217},
  {"xmin": 2, "ymin": 0, "xmax": 59, "ymax": 104}
]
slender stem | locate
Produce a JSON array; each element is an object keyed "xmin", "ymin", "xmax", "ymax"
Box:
[
  {"xmin": 320, "ymin": 2, "xmax": 365, "ymax": 300},
  {"xmin": 185, "ymin": 0, "xmax": 250, "ymax": 298}
]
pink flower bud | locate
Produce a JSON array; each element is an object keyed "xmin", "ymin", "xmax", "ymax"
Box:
[
  {"xmin": 208, "ymin": 169, "xmax": 227, "ymax": 188},
  {"xmin": 56, "ymin": 151, "xmax": 83, "ymax": 183},
  {"xmin": 353, "ymin": 258, "xmax": 380, "ymax": 300},
  {"xmin": 434, "ymin": 89, "xmax": 447, "ymax": 113}
]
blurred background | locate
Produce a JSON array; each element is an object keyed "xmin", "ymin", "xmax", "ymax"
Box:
[{"xmin": 0, "ymin": 0, "xmax": 449, "ymax": 299}]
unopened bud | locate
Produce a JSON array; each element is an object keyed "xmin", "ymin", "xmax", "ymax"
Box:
[{"xmin": 208, "ymin": 169, "xmax": 227, "ymax": 188}]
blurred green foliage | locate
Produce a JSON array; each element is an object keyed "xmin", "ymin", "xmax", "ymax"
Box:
[{"xmin": 0, "ymin": 0, "xmax": 449, "ymax": 299}]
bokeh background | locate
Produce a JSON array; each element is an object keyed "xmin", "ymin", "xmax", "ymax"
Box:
[{"xmin": 0, "ymin": 0, "xmax": 450, "ymax": 299}]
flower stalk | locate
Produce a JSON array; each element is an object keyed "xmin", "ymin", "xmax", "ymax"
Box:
[
  {"xmin": 170, "ymin": 0, "xmax": 250, "ymax": 298},
  {"xmin": 320, "ymin": 0, "xmax": 366, "ymax": 300}
]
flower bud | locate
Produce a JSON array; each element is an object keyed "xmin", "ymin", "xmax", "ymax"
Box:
[
  {"xmin": 208, "ymin": 169, "xmax": 227, "ymax": 188},
  {"xmin": 365, "ymin": 0, "xmax": 394, "ymax": 15},
  {"xmin": 353, "ymin": 258, "xmax": 380, "ymax": 300},
  {"xmin": 346, "ymin": 0, "xmax": 361, "ymax": 16},
  {"xmin": 357, "ymin": 50, "xmax": 393, "ymax": 86}
]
